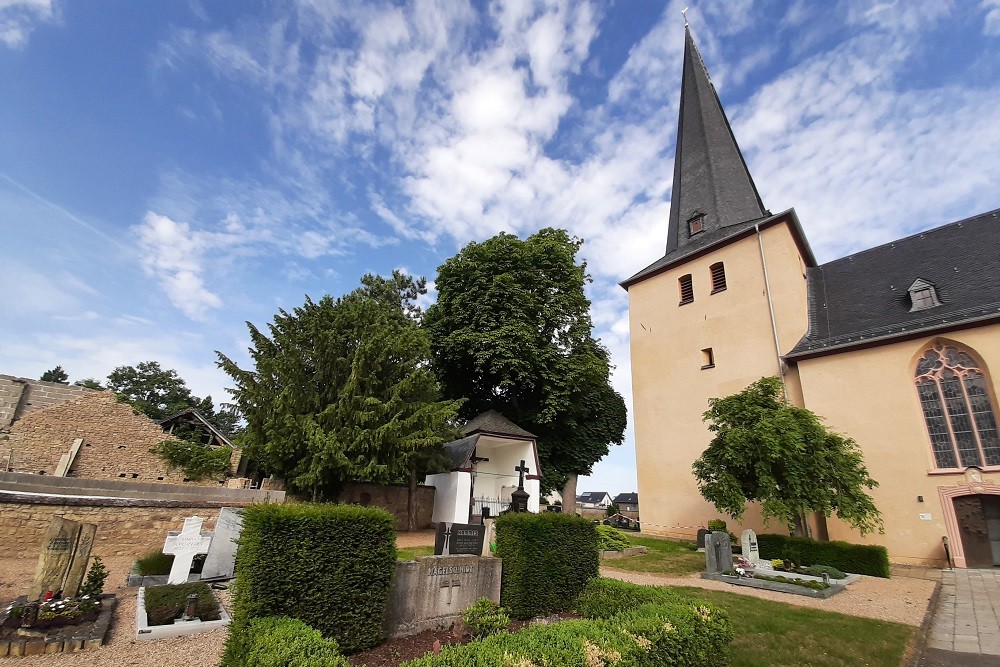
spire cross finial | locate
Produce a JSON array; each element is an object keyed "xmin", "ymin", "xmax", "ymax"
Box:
[{"xmin": 681, "ymin": 7, "xmax": 689, "ymax": 27}]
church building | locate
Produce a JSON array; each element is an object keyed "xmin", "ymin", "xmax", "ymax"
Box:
[{"xmin": 624, "ymin": 27, "xmax": 1000, "ymax": 567}]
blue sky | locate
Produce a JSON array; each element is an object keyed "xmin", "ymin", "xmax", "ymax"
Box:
[{"xmin": 2, "ymin": 0, "xmax": 999, "ymax": 496}]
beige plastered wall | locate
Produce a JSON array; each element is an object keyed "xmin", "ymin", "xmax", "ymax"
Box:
[
  {"xmin": 628, "ymin": 219, "xmax": 810, "ymax": 538},
  {"xmin": 797, "ymin": 325, "xmax": 1000, "ymax": 566}
]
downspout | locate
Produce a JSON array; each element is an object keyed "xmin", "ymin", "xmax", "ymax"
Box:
[{"xmin": 755, "ymin": 223, "xmax": 788, "ymax": 402}]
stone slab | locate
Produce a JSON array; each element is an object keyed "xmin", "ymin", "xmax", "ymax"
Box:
[
  {"xmin": 201, "ymin": 508, "xmax": 243, "ymax": 581},
  {"xmin": 384, "ymin": 555, "xmax": 501, "ymax": 638},
  {"xmin": 702, "ymin": 572, "xmax": 846, "ymax": 599}
]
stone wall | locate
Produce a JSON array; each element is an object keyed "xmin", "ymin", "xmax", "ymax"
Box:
[
  {"xmin": 0, "ymin": 375, "xmax": 91, "ymax": 429},
  {"xmin": 3, "ymin": 391, "xmax": 222, "ymax": 486},
  {"xmin": 339, "ymin": 482, "xmax": 435, "ymax": 530}
]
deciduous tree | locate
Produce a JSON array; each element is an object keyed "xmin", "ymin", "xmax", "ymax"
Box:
[
  {"xmin": 106, "ymin": 361, "xmax": 212, "ymax": 421},
  {"xmin": 217, "ymin": 272, "xmax": 462, "ymax": 516},
  {"xmin": 424, "ymin": 228, "xmax": 627, "ymax": 511},
  {"xmin": 692, "ymin": 376, "xmax": 883, "ymax": 536}
]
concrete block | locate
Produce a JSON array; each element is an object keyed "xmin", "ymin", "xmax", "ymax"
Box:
[
  {"xmin": 23, "ymin": 640, "xmax": 45, "ymax": 655},
  {"xmin": 8, "ymin": 640, "xmax": 25, "ymax": 656},
  {"xmin": 44, "ymin": 640, "xmax": 64, "ymax": 653}
]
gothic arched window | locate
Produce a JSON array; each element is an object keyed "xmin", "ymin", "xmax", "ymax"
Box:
[{"xmin": 915, "ymin": 343, "xmax": 1000, "ymax": 469}]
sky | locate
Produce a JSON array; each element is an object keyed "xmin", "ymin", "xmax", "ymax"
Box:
[{"xmin": 2, "ymin": 0, "xmax": 999, "ymax": 497}]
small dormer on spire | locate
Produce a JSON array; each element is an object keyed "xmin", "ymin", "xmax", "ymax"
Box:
[{"xmin": 665, "ymin": 27, "xmax": 766, "ymax": 254}]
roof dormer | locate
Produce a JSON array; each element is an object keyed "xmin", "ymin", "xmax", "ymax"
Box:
[{"xmin": 908, "ymin": 278, "xmax": 941, "ymax": 312}]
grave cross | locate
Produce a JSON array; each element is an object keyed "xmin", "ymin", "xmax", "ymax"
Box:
[
  {"xmin": 441, "ymin": 523, "xmax": 452, "ymax": 556},
  {"xmin": 440, "ymin": 578, "xmax": 461, "ymax": 605},
  {"xmin": 163, "ymin": 516, "xmax": 213, "ymax": 585},
  {"xmin": 514, "ymin": 460, "xmax": 529, "ymax": 490}
]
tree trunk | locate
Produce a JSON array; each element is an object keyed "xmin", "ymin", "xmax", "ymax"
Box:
[
  {"xmin": 406, "ymin": 465, "xmax": 418, "ymax": 532},
  {"xmin": 562, "ymin": 473, "xmax": 578, "ymax": 515}
]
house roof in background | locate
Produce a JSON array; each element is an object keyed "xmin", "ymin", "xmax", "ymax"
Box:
[
  {"xmin": 787, "ymin": 208, "xmax": 1000, "ymax": 359},
  {"xmin": 461, "ymin": 409, "xmax": 536, "ymax": 439},
  {"xmin": 577, "ymin": 491, "xmax": 610, "ymax": 502},
  {"xmin": 613, "ymin": 492, "xmax": 639, "ymax": 504}
]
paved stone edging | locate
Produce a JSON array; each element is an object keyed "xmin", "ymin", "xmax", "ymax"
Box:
[{"xmin": 0, "ymin": 595, "xmax": 117, "ymax": 657}]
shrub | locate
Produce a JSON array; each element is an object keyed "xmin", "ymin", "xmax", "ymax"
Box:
[
  {"xmin": 755, "ymin": 534, "xmax": 890, "ymax": 578},
  {"xmin": 136, "ymin": 550, "xmax": 174, "ymax": 576},
  {"xmin": 574, "ymin": 577, "xmax": 684, "ymax": 619},
  {"xmin": 222, "ymin": 503, "xmax": 395, "ymax": 661},
  {"xmin": 596, "ymin": 524, "xmax": 631, "ymax": 552},
  {"xmin": 806, "ymin": 564, "xmax": 847, "ymax": 580},
  {"xmin": 78, "ymin": 557, "xmax": 108, "ymax": 599},
  {"xmin": 154, "ymin": 439, "xmax": 232, "ymax": 480},
  {"xmin": 606, "ymin": 502, "xmax": 621, "ymax": 517},
  {"xmin": 461, "ymin": 598, "xmax": 510, "ymax": 639},
  {"xmin": 495, "ymin": 512, "xmax": 599, "ymax": 619},
  {"xmin": 706, "ymin": 519, "xmax": 727, "ymax": 532},
  {"xmin": 402, "ymin": 597, "xmax": 732, "ymax": 667},
  {"xmin": 144, "ymin": 582, "xmax": 221, "ymax": 626},
  {"xmin": 242, "ymin": 616, "xmax": 349, "ymax": 667}
]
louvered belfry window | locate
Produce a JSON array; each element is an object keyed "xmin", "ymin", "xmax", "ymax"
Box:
[
  {"xmin": 710, "ymin": 262, "xmax": 727, "ymax": 293},
  {"xmin": 915, "ymin": 343, "xmax": 1000, "ymax": 469},
  {"xmin": 678, "ymin": 274, "xmax": 694, "ymax": 305}
]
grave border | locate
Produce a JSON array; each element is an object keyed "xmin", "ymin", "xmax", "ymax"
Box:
[{"xmin": 134, "ymin": 586, "xmax": 231, "ymax": 641}]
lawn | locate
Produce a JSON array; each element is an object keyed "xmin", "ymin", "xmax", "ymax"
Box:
[
  {"xmin": 397, "ymin": 545, "xmax": 434, "ymax": 561},
  {"xmin": 672, "ymin": 586, "xmax": 915, "ymax": 667},
  {"xmin": 601, "ymin": 532, "xmax": 705, "ymax": 575}
]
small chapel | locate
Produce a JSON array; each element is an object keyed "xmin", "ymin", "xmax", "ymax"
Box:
[{"xmin": 624, "ymin": 27, "xmax": 1000, "ymax": 568}]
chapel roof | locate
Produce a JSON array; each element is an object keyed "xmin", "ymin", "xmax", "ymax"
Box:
[
  {"xmin": 460, "ymin": 409, "xmax": 536, "ymax": 439},
  {"xmin": 441, "ymin": 434, "xmax": 480, "ymax": 469},
  {"xmin": 159, "ymin": 407, "xmax": 234, "ymax": 449},
  {"xmin": 786, "ymin": 208, "xmax": 1000, "ymax": 359}
]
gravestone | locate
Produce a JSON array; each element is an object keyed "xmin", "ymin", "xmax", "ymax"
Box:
[
  {"xmin": 741, "ymin": 529, "xmax": 760, "ymax": 563},
  {"xmin": 704, "ymin": 531, "xmax": 733, "ymax": 574},
  {"xmin": 28, "ymin": 516, "xmax": 98, "ymax": 599},
  {"xmin": 200, "ymin": 508, "xmax": 243, "ymax": 581},
  {"xmin": 384, "ymin": 554, "xmax": 501, "ymax": 638},
  {"xmin": 696, "ymin": 528, "xmax": 711, "ymax": 549},
  {"xmin": 509, "ymin": 460, "xmax": 530, "ymax": 512},
  {"xmin": 434, "ymin": 522, "xmax": 486, "ymax": 556},
  {"xmin": 163, "ymin": 516, "xmax": 213, "ymax": 585}
]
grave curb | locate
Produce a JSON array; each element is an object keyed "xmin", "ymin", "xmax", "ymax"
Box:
[
  {"xmin": 701, "ymin": 572, "xmax": 846, "ymax": 599},
  {"xmin": 0, "ymin": 595, "xmax": 117, "ymax": 656},
  {"xmin": 907, "ymin": 575, "xmax": 944, "ymax": 667},
  {"xmin": 134, "ymin": 586, "xmax": 231, "ymax": 641}
]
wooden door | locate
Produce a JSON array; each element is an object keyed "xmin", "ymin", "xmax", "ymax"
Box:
[{"xmin": 955, "ymin": 495, "xmax": 993, "ymax": 568}]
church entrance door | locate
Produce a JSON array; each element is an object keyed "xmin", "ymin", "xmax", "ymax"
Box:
[{"xmin": 954, "ymin": 495, "xmax": 1000, "ymax": 568}]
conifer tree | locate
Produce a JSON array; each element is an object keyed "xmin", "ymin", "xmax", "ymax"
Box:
[{"xmin": 217, "ymin": 272, "xmax": 462, "ymax": 514}]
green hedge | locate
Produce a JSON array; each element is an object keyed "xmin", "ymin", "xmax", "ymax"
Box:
[
  {"xmin": 574, "ymin": 577, "xmax": 685, "ymax": 619},
  {"xmin": 495, "ymin": 512, "xmax": 599, "ymax": 619},
  {"xmin": 755, "ymin": 534, "xmax": 890, "ymax": 578},
  {"xmin": 222, "ymin": 503, "xmax": 396, "ymax": 663},
  {"xmin": 240, "ymin": 617, "xmax": 349, "ymax": 667},
  {"xmin": 401, "ymin": 595, "xmax": 732, "ymax": 666}
]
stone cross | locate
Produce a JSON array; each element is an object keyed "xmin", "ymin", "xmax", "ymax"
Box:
[
  {"xmin": 514, "ymin": 460, "xmax": 529, "ymax": 490},
  {"xmin": 440, "ymin": 524, "xmax": 453, "ymax": 555},
  {"xmin": 163, "ymin": 516, "xmax": 213, "ymax": 585},
  {"xmin": 440, "ymin": 578, "xmax": 461, "ymax": 605}
]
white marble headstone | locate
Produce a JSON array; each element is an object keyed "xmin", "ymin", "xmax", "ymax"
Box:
[
  {"xmin": 201, "ymin": 508, "xmax": 244, "ymax": 581},
  {"xmin": 741, "ymin": 529, "xmax": 760, "ymax": 564},
  {"xmin": 163, "ymin": 516, "xmax": 213, "ymax": 585}
]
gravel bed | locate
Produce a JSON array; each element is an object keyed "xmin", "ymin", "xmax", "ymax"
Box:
[{"xmin": 602, "ymin": 566, "xmax": 937, "ymax": 626}]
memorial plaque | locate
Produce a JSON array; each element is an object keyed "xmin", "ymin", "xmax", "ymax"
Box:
[{"xmin": 433, "ymin": 522, "xmax": 485, "ymax": 556}]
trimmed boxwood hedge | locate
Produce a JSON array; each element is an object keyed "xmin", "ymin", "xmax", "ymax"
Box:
[
  {"xmin": 495, "ymin": 512, "xmax": 599, "ymax": 619},
  {"xmin": 240, "ymin": 616, "xmax": 349, "ymax": 667},
  {"xmin": 401, "ymin": 594, "xmax": 732, "ymax": 666},
  {"xmin": 755, "ymin": 533, "xmax": 890, "ymax": 578},
  {"xmin": 574, "ymin": 577, "xmax": 685, "ymax": 619},
  {"xmin": 222, "ymin": 503, "xmax": 395, "ymax": 663}
]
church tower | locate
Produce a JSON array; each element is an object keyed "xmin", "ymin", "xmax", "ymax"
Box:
[{"xmin": 622, "ymin": 27, "xmax": 815, "ymax": 538}]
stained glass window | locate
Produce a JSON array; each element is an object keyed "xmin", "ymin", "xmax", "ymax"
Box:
[{"xmin": 915, "ymin": 343, "xmax": 1000, "ymax": 469}]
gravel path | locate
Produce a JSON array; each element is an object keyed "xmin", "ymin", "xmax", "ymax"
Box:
[{"xmin": 602, "ymin": 566, "xmax": 937, "ymax": 627}]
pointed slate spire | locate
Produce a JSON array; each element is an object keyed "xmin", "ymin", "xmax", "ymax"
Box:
[{"xmin": 665, "ymin": 27, "xmax": 766, "ymax": 253}]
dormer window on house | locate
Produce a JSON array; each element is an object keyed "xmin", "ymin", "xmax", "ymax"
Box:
[
  {"xmin": 908, "ymin": 278, "xmax": 941, "ymax": 312},
  {"xmin": 679, "ymin": 274, "xmax": 694, "ymax": 305},
  {"xmin": 710, "ymin": 262, "xmax": 727, "ymax": 293},
  {"xmin": 687, "ymin": 214, "xmax": 705, "ymax": 236}
]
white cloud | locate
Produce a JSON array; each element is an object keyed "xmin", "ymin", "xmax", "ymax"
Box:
[
  {"xmin": 0, "ymin": 0, "xmax": 54, "ymax": 48},
  {"xmin": 984, "ymin": 0, "xmax": 1000, "ymax": 35}
]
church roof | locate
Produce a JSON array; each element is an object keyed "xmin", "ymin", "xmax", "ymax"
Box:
[
  {"xmin": 460, "ymin": 409, "xmax": 536, "ymax": 439},
  {"xmin": 665, "ymin": 27, "xmax": 766, "ymax": 254},
  {"xmin": 622, "ymin": 27, "xmax": 784, "ymax": 289},
  {"xmin": 786, "ymin": 209, "xmax": 1000, "ymax": 359}
]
